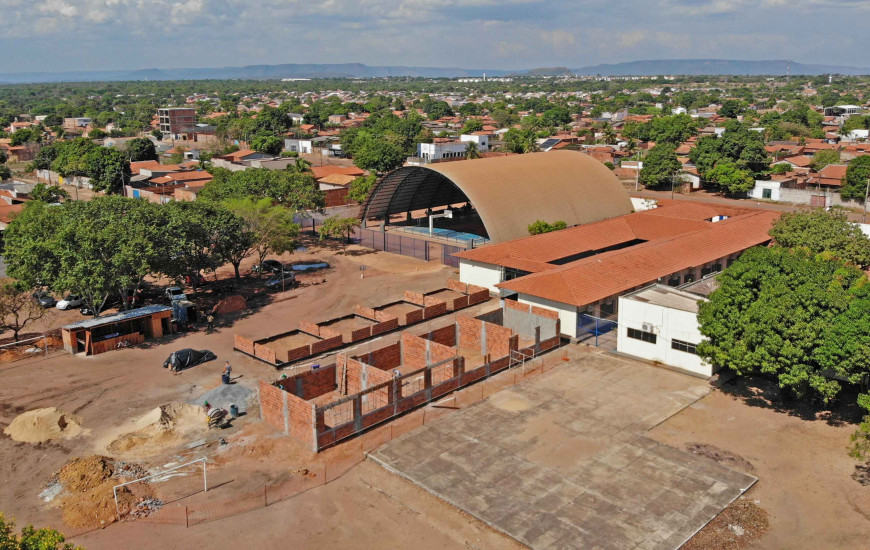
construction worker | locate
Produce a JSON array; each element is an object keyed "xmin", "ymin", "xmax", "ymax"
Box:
[
  {"xmin": 206, "ymin": 313, "xmax": 215, "ymax": 330},
  {"xmin": 222, "ymin": 361, "xmax": 232, "ymax": 384}
]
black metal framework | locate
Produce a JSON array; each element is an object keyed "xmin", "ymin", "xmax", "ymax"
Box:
[{"xmin": 361, "ymin": 167, "xmax": 471, "ymax": 222}]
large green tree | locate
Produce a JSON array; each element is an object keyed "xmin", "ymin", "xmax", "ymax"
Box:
[
  {"xmin": 125, "ymin": 137, "xmax": 158, "ymax": 162},
  {"xmin": 349, "ymin": 133, "xmax": 405, "ymax": 174},
  {"xmin": 770, "ymin": 209, "xmax": 870, "ymax": 269},
  {"xmin": 224, "ymin": 197, "xmax": 299, "ymax": 278},
  {"xmin": 198, "ymin": 168, "xmax": 324, "ymax": 210},
  {"xmin": 842, "ymin": 156, "xmax": 870, "ymax": 201},
  {"xmin": 639, "ymin": 143, "xmax": 681, "ymax": 189},
  {"xmin": 698, "ymin": 246, "xmax": 869, "ymax": 407},
  {"xmin": 0, "ymin": 513, "xmax": 81, "ymax": 550}
]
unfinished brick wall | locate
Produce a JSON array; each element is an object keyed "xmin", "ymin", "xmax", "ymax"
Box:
[
  {"xmin": 259, "ymin": 381, "xmax": 287, "ymax": 433},
  {"xmin": 467, "ymin": 285, "xmax": 490, "ymax": 305},
  {"xmin": 286, "ymin": 393, "xmax": 315, "ymax": 445},
  {"xmin": 486, "ymin": 324, "xmax": 517, "ymax": 359},
  {"xmin": 299, "ymin": 321, "xmax": 320, "ymax": 337},
  {"xmin": 350, "ymin": 326, "xmax": 371, "ymax": 342},
  {"xmin": 234, "ymin": 335, "xmax": 255, "ymax": 355},
  {"xmin": 405, "ymin": 309, "xmax": 424, "ymax": 325},
  {"xmin": 354, "ymin": 305, "xmax": 377, "ymax": 320},
  {"xmin": 286, "ymin": 345, "xmax": 311, "ymax": 363},
  {"xmin": 447, "ymin": 279, "xmax": 468, "ymax": 293},
  {"xmin": 319, "ymin": 326, "xmax": 342, "ymax": 341},
  {"xmin": 458, "ymin": 315, "xmax": 482, "ymax": 351},
  {"xmin": 451, "ymin": 295, "xmax": 470, "ymax": 311},
  {"xmin": 311, "ymin": 335, "xmax": 342, "ymax": 355},
  {"xmin": 371, "ymin": 316, "xmax": 398, "ymax": 336},
  {"xmin": 280, "ymin": 365, "xmax": 337, "ymax": 400},
  {"xmin": 345, "ymin": 358, "xmax": 393, "ymax": 402},
  {"xmin": 354, "ymin": 342, "xmax": 401, "ymax": 370},
  {"xmin": 424, "ymin": 324, "xmax": 457, "ymax": 347},
  {"xmin": 422, "ymin": 300, "xmax": 447, "ymax": 319},
  {"xmin": 254, "ymin": 343, "xmax": 277, "ymax": 364},
  {"xmin": 374, "ymin": 310, "xmax": 395, "ymax": 323},
  {"xmin": 402, "ymin": 333, "xmax": 428, "ymax": 369},
  {"xmin": 457, "ymin": 315, "xmax": 516, "ymax": 359},
  {"xmin": 429, "ymin": 341, "xmax": 459, "ymax": 385},
  {"xmin": 403, "ymin": 291, "xmax": 426, "ymax": 306}
]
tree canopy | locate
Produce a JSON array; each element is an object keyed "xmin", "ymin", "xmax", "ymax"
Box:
[
  {"xmin": 198, "ymin": 167, "xmax": 324, "ymax": 210},
  {"xmin": 769, "ymin": 209, "xmax": 870, "ymax": 269},
  {"xmin": 639, "ymin": 143, "xmax": 680, "ymax": 189},
  {"xmin": 125, "ymin": 137, "xmax": 158, "ymax": 162},
  {"xmin": 841, "ymin": 156, "xmax": 870, "ymax": 201},
  {"xmin": 528, "ymin": 220, "xmax": 567, "ymax": 235}
]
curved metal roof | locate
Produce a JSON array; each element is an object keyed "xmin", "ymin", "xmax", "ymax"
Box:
[{"xmin": 361, "ymin": 150, "xmax": 634, "ymax": 244}]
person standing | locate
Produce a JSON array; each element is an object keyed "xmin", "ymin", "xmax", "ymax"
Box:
[
  {"xmin": 222, "ymin": 361, "xmax": 232, "ymax": 384},
  {"xmin": 207, "ymin": 313, "xmax": 215, "ymax": 330}
]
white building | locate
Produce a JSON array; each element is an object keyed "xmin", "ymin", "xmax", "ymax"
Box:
[
  {"xmin": 284, "ymin": 138, "xmax": 314, "ymax": 154},
  {"xmin": 417, "ymin": 135, "xmax": 490, "ymax": 162},
  {"xmin": 616, "ymin": 284, "xmax": 713, "ymax": 377},
  {"xmin": 749, "ymin": 179, "xmax": 781, "ymax": 201}
]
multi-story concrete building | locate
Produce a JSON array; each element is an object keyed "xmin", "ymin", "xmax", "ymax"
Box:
[{"xmin": 157, "ymin": 108, "xmax": 196, "ymax": 138}]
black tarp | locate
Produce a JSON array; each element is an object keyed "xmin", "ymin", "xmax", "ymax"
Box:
[{"xmin": 163, "ymin": 348, "xmax": 217, "ymax": 371}]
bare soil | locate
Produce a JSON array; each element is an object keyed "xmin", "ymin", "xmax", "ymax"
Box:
[
  {"xmin": 651, "ymin": 375, "xmax": 870, "ymax": 549},
  {"xmin": 682, "ymin": 498, "xmax": 770, "ymax": 550}
]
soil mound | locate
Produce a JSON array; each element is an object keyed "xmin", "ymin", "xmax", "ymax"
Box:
[
  {"xmin": 53, "ymin": 455, "xmax": 154, "ymax": 529},
  {"xmin": 193, "ymin": 384, "xmax": 254, "ymax": 412},
  {"xmin": 107, "ymin": 402, "xmax": 204, "ymax": 455},
  {"xmin": 4, "ymin": 407, "xmax": 82, "ymax": 443}
]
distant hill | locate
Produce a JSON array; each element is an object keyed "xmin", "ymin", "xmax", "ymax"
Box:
[
  {"xmin": 0, "ymin": 63, "xmax": 516, "ymax": 84},
  {"xmin": 573, "ymin": 59, "xmax": 870, "ymax": 76},
  {"xmin": 526, "ymin": 67, "xmax": 573, "ymax": 76}
]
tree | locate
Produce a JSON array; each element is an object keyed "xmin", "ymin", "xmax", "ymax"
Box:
[
  {"xmin": 225, "ymin": 198, "xmax": 300, "ymax": 277},
  {"xmin": 151, "ymin": 129, "xmax": 164, "ymax": 141},
  {"xmin": 251, "ymin": 134, "xmax": 283, "ymax": 156},
  {"xmin": 528, "ymin": 220, "xmax": 567, "ymax": 235},
  {"xmin": 639, "ymin": 143, "xmax": 680, "ymax": 189},
  {"xmin": 198, "ymin": 168, "xmax": 324, "ymax": 211},
  {"xmin": 718, "ymin": 99, "xmax": 745, "ymax": 119},
  {"xmin": 422, "ymin": 99, "xmax": 453, "ymax": 120},
  {"xmin": 0, "ymin": 149, "xmax": 7, "ymax": 165},
  {"xmin": 706, "ymin": 161, "xmax": 754, "ymax": 195},
  {"xmin": 289, "ymin": 157, "xmax": 312, "ymax": 174},
  {"xmin": 9, "ymin": 128, "xmax": 40, "ymax": 146},
  {"xmin": 0, "ymin": 166, "xmax": 10, "ymax": 181},
  {"xmin": 698, "ymin": 246, "xmax": 868, "ymax": 408},
  {"xmin": 464, "ymin": 142, "xmax": 480, "ymax": 160},
  {"xmin": 770, "ymin": 209, "xmax": 870, "ymax": 269},
  {"xmin": 88, "ymin": 128, "xmax": 108, "ymax": 140},
  {"xmin": 84, "ymin": 147, "xmax": 130, "ymax": 193},
  {"xmin": 0, "ymin": 513, "xmax": 81, "ymax": 550},
  {"xmin": 810, "ymin": 149, "xmax": 840, "ymax": 172},
  {"xmin": 318, "ymin": 216, "xmax": 360, "ymax": 253},
  {"xmin": 351, "ymin": 135, "xmax": 405, "ymax": 174},
  {"xmin": 461, "ymin": 119, "xmax": 484, "ymax": 134},
  {"xmin": 0, "ymin": 280, "xmax": 45, "ymax": 341},
  {"xmin": 842, "ymin": 156, "xmax": 870, "ymax": 201},
  {"xmin": 348, "ymin": 173, "xmax": 378, "ymax": 203},
  {"xmin": 29, "ymin": 183, "xmax": 68, "ymax": 204},
  {"xmin": 503, "ymin": 128, "xmax": 538, "ymax": 154},
  {"xmin": 125, "ymin": 138, "xmax": 158, "ymax": 162}
]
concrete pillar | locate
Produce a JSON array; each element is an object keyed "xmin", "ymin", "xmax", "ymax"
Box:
[{"xmin": 353, "ymin": 396, "xmax": 362, "ymax": 431}]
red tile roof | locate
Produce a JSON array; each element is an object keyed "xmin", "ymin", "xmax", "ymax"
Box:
[
  {"xmin": 149, "ymin": 171, "xmax": 213, "ymax": 185},
  {"xmin": 130, "ymin": 160, "xmax": 182, "ymax": 175},
  {"xmin": 495, "ymin": 210, "xmax": 780, "ymax": 307},
  {"xmin": 310, "ymin": 165, "xmax": 365, "ymax": 180}
]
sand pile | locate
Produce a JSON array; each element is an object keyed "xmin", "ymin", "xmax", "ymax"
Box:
[
  {"xmin": 54, "ymin": 455, "xmax": 154, "ymax": 528},
  {"xmin": 4, "ymin": 407, "xmax": 82, "ymax": 443},
  {"xmin": 107, "ymin": 402, "xmax": 205, "ymax": 455},
  {"xmin": 193, "ymin": 383, "xmax": 254, "ymax": 412}
]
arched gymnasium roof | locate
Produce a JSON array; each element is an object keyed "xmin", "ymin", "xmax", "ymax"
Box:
[{"xmin": 360, "ymin": 150, "xmax": 634, "ymax": 244}]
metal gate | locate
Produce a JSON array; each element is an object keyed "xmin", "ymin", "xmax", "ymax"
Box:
[
  {"xmin": 810, "ymin": 194, "xmax": 827, "ymax": 208},
  {"xmin": 576, "ymin": 313, "xmax": 618, "ymax": 350}
]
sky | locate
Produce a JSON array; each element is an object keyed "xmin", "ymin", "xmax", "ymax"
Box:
[{"xmin": 0, "ymin": 0, "xmax": 869, "ymax": 73}]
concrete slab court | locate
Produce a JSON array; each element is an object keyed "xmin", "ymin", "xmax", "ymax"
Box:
[{"xmin": 369, "ymin": 352, "xmax": 757, "ymax": 550}]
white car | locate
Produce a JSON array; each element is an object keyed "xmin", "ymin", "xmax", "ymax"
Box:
[{"xmin": 56, "ymin": 295, "xmax": 84, "ymax": 310}]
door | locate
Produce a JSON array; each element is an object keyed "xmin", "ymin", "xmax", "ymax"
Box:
[{"xmin": 810, "ymin": 195, "xmax": 826, "ymax": 208}]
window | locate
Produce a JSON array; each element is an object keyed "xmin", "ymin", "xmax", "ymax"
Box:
[
  {"xmin": 671, "ymin": 339, "xmax": 698, "ymax": 354},
  {"xmin": 762, "ymin": 188, "xmax": 772, "ymax": 199},
  {"xmin": 683, "ymin": 272, "xmax": 695, "ymax": 284},
  {"xmin": 627, "ymin": 328, "xmax": 657, "ymax": 344},
  {"xmin": 599, "ymin": 300, "xmax": 615, "ymax": 318}
]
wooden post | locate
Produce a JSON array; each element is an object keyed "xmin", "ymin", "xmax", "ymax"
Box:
[
  {"xmin": 264, "ymin": 485, "xmax": 268, "ymax": 507},
  {"xmin": 185, "ymin": 506, "xmax": 189, "ymax": 528}
]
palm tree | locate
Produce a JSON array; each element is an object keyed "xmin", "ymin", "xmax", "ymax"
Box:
[
  {"xmin": 600, "ymin": 123, "xmax": 617, "ymax": 145},
  {"xmin": 464, "ymin": 142, "xmax": 480, "ymax": 160},
  {"xmin": 292, "ymin": 157, "xmax": 312, "ymax": 173},
  {"xmin": 522, "ymin": 136, "xmax": 540, "ymax": 154}
]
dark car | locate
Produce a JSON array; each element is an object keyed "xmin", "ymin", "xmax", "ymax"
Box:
[
  {"xmin": 80, "ymin": 304, "xmax": 93, "ymax": 316},
  {"xmin": 32, "ymin": 291, "xmax": 56, "ymax": 308},
  {"xmin": 265, "ymin": 272, "xmax": 297, "ymax": 290},
  {"xmin": 253, "ymin": 259, "xmax": 286, "ymax": 275}
]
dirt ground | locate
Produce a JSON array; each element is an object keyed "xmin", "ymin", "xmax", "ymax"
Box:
[
  {"xmin": 650, "ymin": 375, "xmax": 870, "ymax": 549},
  {"xmin": 0, "ymin": 241, "xmax": 457, "ymax": 543}
]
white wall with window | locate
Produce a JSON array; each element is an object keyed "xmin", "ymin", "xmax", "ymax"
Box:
[
  {"xmin": 616, "ymin": 285, "xmax": 714, "ymax": 377},
  {"xmin": 749, "ymin": 179, "xmax": 781, "ymax": 201}
]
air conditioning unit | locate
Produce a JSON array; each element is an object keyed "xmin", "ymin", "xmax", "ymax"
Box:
[{"xmin": 642, "ymin": 322, "xmax": 655, "ymax": 333}]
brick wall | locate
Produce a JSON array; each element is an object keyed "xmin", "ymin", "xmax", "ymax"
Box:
[
  {"xmin": 505, "ymin": 299, "xmax": 529, "ymax": 313},
  {"xmin": 531, "ymin": 305, "xmax": 559, "ymax": 320},
  {"xmin": 324, "ymin": 187, "xmax": 351, "ymax": 208},
  {"xmin": 405, "ymin": 309, "xmax": 424, "ymax": 325},
  {"xmin": 286, "ymin": 393, "xmax": 315, "ymax": 445},
  {"xmin": 371, "ymin": 317, "xmax": 398, "ymax": 336},
  {"xmin": 451, "ymin": 295, "xmax": 470, "ymax": 311},
  {"xmin": 403, "ymin": 291, "xmax": 426, "ymax": 306},
  {"xmin": 423, "ymin": 296, "xmax": 443, "ymax": 307},
  {"xmin": 311, "ymin": 335, "xmax": 342, "ymax": 355},
  {"xmin": 299, "ymin": 321, "xmax": 320, "ymax": 337},
  {"xmin": 458, "ymin": 315, "xmax": 482, "ymax": 351},
  {"xmin": 374, "ymin": 310, "xmax": 395, "ymax": 323},
  {"xmin": 424, "ymin": 324, "xmax": 457, "ymax": 347},
  {"xmin": 486, "ymin": 323, "xmax": 516, "ymax": 359},
  {"xmin": 350, "ymin": 326, "xmax": 371, "ymax": 342},
  {"xmin": 293, "ymin": 365, "xmax": 337, "ymax": 400},
  {"xmin": 319, "ymin": 326, "xmax": 342, "ymax": 341},
  {"xmin": 234, "ymin": 335, "xmax": 255, "ymax": 355},
  {"xmin": 354, "ymin": 305, "xmax": 377, "ymax": 320},
  {"xmin": 422, "ymin": 300, "xmax": 447, "ymax": 319},
  {"xmin": 401, "ymin": 333, "xmax": 429, "ymax": 370},
  {"xmin": 447, "ymin": 279, "xmax": 468, "ymax": 293},
  {"xmin": 354, "ymin": 342, "xmax": 401, "ymax": 370},
  {"xmin": 254, "ymin": 343, "xmax": 277, "ymax": 364},
  {"xmin": 259, "ymin": 381, "xmax": 287, "ymax": 433},
  {"xmin": 286, "ymin": 345, "xmax": 311, "ymax": 363},
  {"xmin": 467, "ymin": 285, "xmax": 490, "ymax": 305}
]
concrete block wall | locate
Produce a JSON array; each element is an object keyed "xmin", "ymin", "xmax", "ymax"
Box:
[
  {"xmin": 299, "ymin": 321, "xmax": 320, "ymax": 337},
  {"xmin": 234, "ymin": 335, "xmax": 255, "ymax": 355}
]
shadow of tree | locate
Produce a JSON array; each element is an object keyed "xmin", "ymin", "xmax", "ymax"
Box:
[{"xmin": 718, "ymin": 374, "xmax": 864, "ymax": 427}]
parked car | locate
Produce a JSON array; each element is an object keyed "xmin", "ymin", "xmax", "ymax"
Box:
[
  {"xmin": 32, "ymin": 291, "xmax": 56, "ymax": 308},
  {"xmin": 56, "ymin": 294, "xmax": 84, "ymax": 310},
  {"xmin": 253, "ymin": 259, "xmax": 286, "ymax": 275},
  {"xmin": 80, "ymin": 304, "xmax": 93, "ymax": 316},
  {"xmin": 165, "ymin": 286, "xmax": 187, "ymax": 302},
  {"xmin": 265, "ymin": 272, "xmax": 297, "ymax": 290}
]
